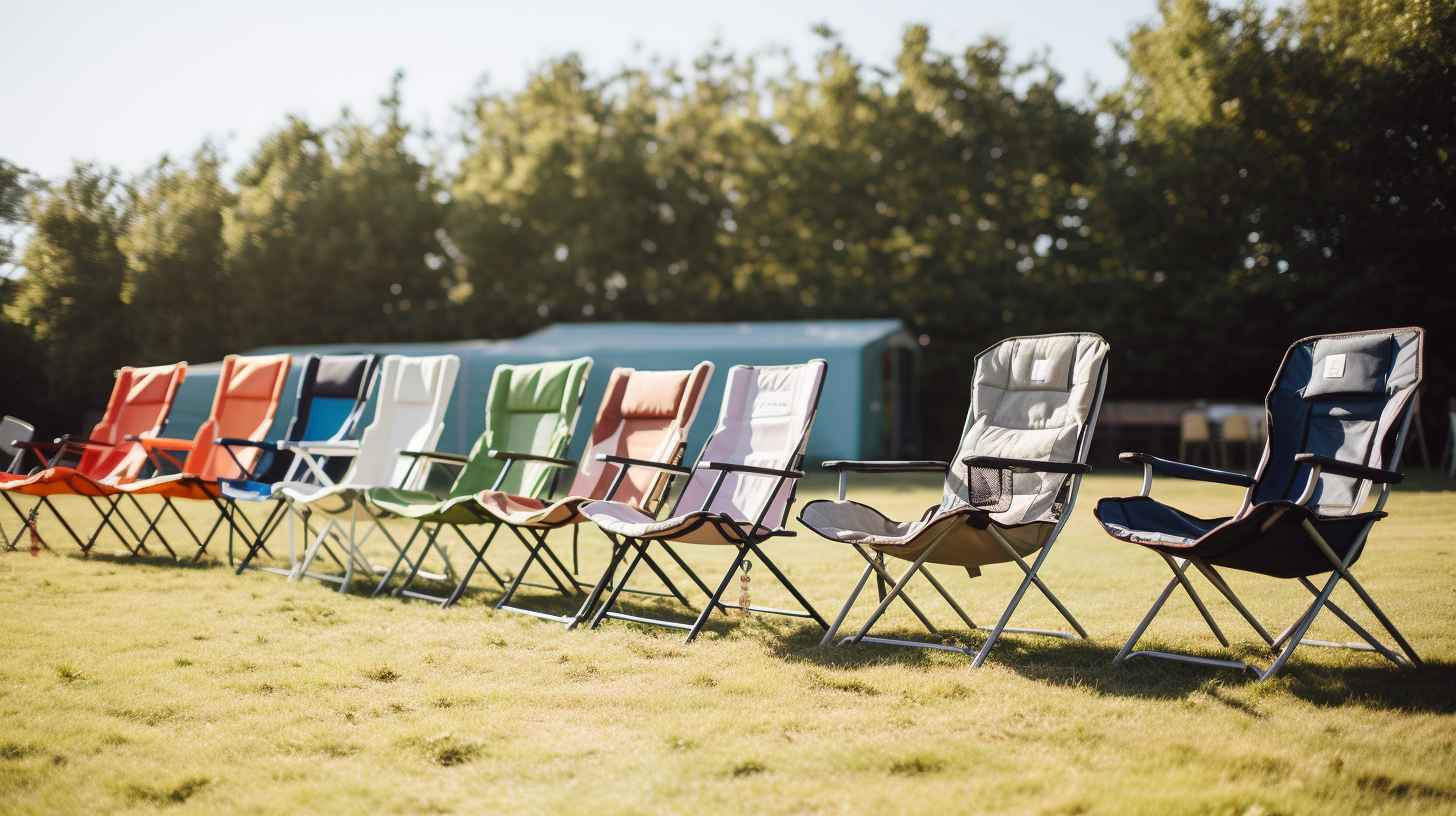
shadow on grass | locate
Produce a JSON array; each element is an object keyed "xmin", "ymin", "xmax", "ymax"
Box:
[{"xmin": 78, "ymin": 550, "xmax": 227, "ymax": 571}]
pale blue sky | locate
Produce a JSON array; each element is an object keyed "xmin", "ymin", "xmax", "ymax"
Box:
[{"xmin": 4, "ymin": 0, "xmax": 1159, "ymax": 180}]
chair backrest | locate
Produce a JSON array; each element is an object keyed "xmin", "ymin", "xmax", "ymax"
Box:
[
  {"xmin": 185, "ymin": 355, "xmax": 292, "ymax": 480},
  {"xmin": 1222, "ymin": 414, "xmax": 1255, "ymax": 443},
  {"xmin": 449, "ymin": 358, "xmax": 593, "ymax": 499},
  {"xmin": 343, "ymin": 354, "xmax": 460, "ymax": 489},
  {"xmin": 946, "ymin": 333, "xmax": 1110, "ymax": 525},
  {"xmin": 262, "ymin": 354, "xmax": 381, "ymax": 484},
  {"xmin": 1181, "ymin": 411, "xmax": 1212, "ymax": 443},
  {"xmin": 568, "ymin": 362, "xmax": 714, "ymax": 506},
  {"xmin": 84, "ymin": 362, "xmax": 189, "ymax": 481},
  {"xmin": 1249, "ymin": 327, "xmax": 1424, "ymax": 515},
  {"xmin": 2, "ymin": 416, "xmax": 35, "ymax": 474},
  {"xmin": 672, "ymin": 360, "xmax": 827, "ymax": 528}
]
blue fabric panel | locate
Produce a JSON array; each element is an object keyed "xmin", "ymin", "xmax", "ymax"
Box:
[{"xmin": 301, "ymin": 396, "xmax": 357, "ymax": 441}]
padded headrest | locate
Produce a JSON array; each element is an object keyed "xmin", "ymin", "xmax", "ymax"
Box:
[
  {"xmin": 620, "ymin": 370, "xmax": 691, "ymax": 419},
  {"xmin": 312, "ymin": 354, "xmax": 374, "ymax": 398},
  {"xmin": 720, "ymin": 361, "xmax": 826, "ymax": 422},
  {"xmin": 505, "ymin": 360, "xmax": 577, "ymax": 413},
  {"xmin": 225, "ymin": 356, "xmax": 290, "ymax": 400},
  {"xmin": 1303, "ymin": 333, "xmax": 1394, "ymax": 399},
  {"xmin": 393, "ymin": 357, "xmax": 445, "ymax": 405},
  {"xmin": 996, "ymin": 335, "xmax": 1079, "ymax": 392}
]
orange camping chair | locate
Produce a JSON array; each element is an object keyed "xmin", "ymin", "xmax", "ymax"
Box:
[
  {"xmin": 1, "ymin": 362, "xmax": 187, "ymax": 554},
  {"xmin": 107, "ymin": 354, "xmax": 292, "ymax": 561}
]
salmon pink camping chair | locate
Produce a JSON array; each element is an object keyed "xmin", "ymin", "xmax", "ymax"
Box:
[
  {"xmin": 478, "ymin": 363, "xmax": 714, "ymax": 625},
  {"xmin": 1, "ymin": 362, "xmax": 188, "ymax": 554},
  {"xmin": 114, "ymin": 354, "xmax": 292, "ymax": 561},
  {"xmin": 579, "ymin": 360, "xmax": 830, "ymax": 642}
]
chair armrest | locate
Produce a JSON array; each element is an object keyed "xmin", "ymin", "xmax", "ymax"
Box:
[
  {"xmin": 821, "ymin": 460, "xmax": 950, "ymax": 473},
  {"xmin": 489, "ymin": 450, "xmax": 575, "ymax": 469},
  {"xmin": 597, "ymin": 453, "xmax": 691, "ymax": 476},
  {"xmin": 216, "ymin": 438, "xmax": 277, "ymax": 451},
  {"xmin": 1294, "ymin": 453, "xmax": 1403, "ymax": 484},
  {"xmin": 131, "ymin": 435, "xmax": 195, "ymax": 451},
  {"xmin": 966, "ymin": 455, "xmax": 1091, "ymax": 475},
  {"xmin": 399, "ymin": 449, "xmax": 468, "ymax": 464},
  {"xmin": 1119, "ymin": 452, "xmax": 1251, "ymax": 487},
  {"xmin": 279, "ymin": 440, "xmax": 361, "ymax": 457},
  {"xmin": 700, "ymin": 461, "xmax": 805, "ymax": 479}
]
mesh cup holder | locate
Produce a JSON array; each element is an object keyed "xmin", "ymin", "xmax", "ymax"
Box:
[{"xmin": 966, "ymin": 466, "xmax": 1012, "ymax": 513}]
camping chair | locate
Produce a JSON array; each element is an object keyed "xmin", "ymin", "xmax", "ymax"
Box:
[
  {"xmin": 366, "ymin": 357, "xmax": 593, "ymax": 606},
  {"xmin": 800, "ymin": 333, "xmax": 1109, "ymax": 666},
  {"xmin": 1095, "ymin": 327, "xmax": 1425, "ymax": 679},
  {"xmin": 0, "ymin": 363, "xmax": 188, "ymax": 554},
  {"xmin": 1179, "ymin": 410, "xmax": 1214, "ymax": 465},
  {"xmin": 216, "ymin": 353, "xmax": 380, "ymax": 572},
  {"xmin": 111, "ymin": 354, "xmax": 292, "ymax": 561},
  {"xmin": 482, "ymin": 362, "xmax": 714, "ymax": 625},
  {"xmin": 253, "ymin": 354, "xmax": 459, "ymax": 591},
  {"xmin": 580, "ymin": 360, "xmax": 830, "ymax": 643}
]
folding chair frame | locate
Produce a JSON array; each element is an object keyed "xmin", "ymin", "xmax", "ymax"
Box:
[
  {"xmin": 1114, "ymin": 408, "xmax": 1423, "ymax": 680},
  {"xmin": 587, "ymin": 460, "xmax": 829, "ymax": 643},
  {"xmin": 493, "ymin": 454, "xmax": 699, "ymax": 627}
]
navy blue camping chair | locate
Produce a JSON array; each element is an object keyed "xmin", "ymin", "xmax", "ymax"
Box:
[
  {"xmin": 1096, "ymin": 328, "xmax": 1425, "ymax": 679},
  {"xmin": 216, "ymin": 354, "xmax": 380, "ymax": 571}
]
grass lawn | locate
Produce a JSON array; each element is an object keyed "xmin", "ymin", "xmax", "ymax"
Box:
[{"xmin": 2, "ymin": 472, "xmax": 1454, "ymax": 814}]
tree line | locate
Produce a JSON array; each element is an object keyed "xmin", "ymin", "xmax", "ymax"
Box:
[{"xmin": 3, "ymin": 0, "xmax": 1452, "ymax": 451}]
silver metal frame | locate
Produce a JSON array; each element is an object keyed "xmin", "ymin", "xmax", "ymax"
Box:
[
  {"xmin": 820, "ymin": 339, "xmax": 1109, "ymax": 667},
  {"xmin": 1114, "ymin": 404, "xmax": 1423, "ymax": 679}
]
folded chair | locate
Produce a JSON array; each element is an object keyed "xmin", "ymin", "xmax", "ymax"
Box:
[
  {"xmin": 255, "ymin": 354, "xmax": 459, "ymax": 591},
  {"xmin": 217, "ymin": 353, "xmax": 380, "ymax": 571},
  {"xmin": 2, "ymin": 416, "xmax": 35, "ymax": 474},
  {"xmin": 1, "ymin": 363, "xmax": 188, "ymax": 554},
  {"xmin": 1096, "ymin": 327, "xmax": 1424, "ymax": 679},
  {"xmin": 580, "ymin": 360, "xmax": 830, "ymax": 642},
  {"xmin": 801, "ymin": 333, "xmax": 1109, "ymax": 666},
  {"xmin": 112, "ymin": 354, "xmax": 292, "ymax": 561},
  {"xmin": 367, "ymin": 357, "xmax": 593, "ymax": 605},
  {"xmin": 482, "ymin": 362, "xmax": 714, "ymax": 625}
]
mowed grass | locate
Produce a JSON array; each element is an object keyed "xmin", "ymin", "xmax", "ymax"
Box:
[{"xmin": 1, "ymin": 472, "xmax": 1454, "ymax": 814}]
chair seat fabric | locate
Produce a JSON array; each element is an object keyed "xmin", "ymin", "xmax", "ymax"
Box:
[
  {"xmin": 117, "ymin": 473, "xmax": 222, "ymax": 501},
  {"xmin": 1095, "ymin": 495, "xmax": 1381, "ymax": 578},
  {"xmin": 218, "ymin": 479, "xmax": 275, "ymax": 502},
  {"xmin": 799, "ymin": 499, "xmax": 1053, "ymax": 575},
  {"xmin": 366, "ymin": 488, "xmax": 485, "ymax": 524},
  {"xmin": 580, "ymin": 500, "xmax": 781, "ymax": 546},
  {"xmin": 472, "ymin": 491, "xmax": 591, "ymax": 529},
  {"xmin": 0, "ymin": 467, "xmax": 117, "ymax": 497}
]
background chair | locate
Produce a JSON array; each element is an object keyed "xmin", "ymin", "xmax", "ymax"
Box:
[
  {"xmin": 1096, "ymin": 327, "xmax": 1425, "ymax": 679},
  {"xmin": 2, "ymin": 416, "xmax": 35, "ymax": 475},
  {"xmin": 1179, "ymin": 410, "xmax": 1214, "ymax": 465},
  {"xmin": 800, "ymin": 332, "xmax": 1109, "ymax": 666}
]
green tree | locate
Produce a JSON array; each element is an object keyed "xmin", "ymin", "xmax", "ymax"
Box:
[
  {"xmin": 7, "ymin": 164, "xmax": 132, "ymax": 425},
  {"xmin": 121, "ymin": 145, "xmax": 234, "ymax": 364}
]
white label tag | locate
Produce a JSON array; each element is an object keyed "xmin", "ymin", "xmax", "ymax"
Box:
[
  {"xmin": 752, "ymin": 393, "xmax": 791, "ymax": 418},
  {"xmin": 1324, "ymin": 354, "xmax": 1347, "ymax": 379},
  {"xmin": 1030, "ymin": 359, "xmax": 1052, "ymax": 384}
]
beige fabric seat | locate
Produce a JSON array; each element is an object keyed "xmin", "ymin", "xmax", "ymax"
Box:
[{"xmin": 801, "ymin": 333, "xmax": 1110, "ymax": 667}]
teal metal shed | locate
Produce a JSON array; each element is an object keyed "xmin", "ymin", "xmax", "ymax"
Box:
[{"xmin": 160, "ymin": 320, "xmax": 920, "ymax": 464}]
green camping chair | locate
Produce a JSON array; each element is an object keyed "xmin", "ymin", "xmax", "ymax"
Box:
[{"xmin": 367, "ymin": 357, "xmax": 593, "ymax": 605}]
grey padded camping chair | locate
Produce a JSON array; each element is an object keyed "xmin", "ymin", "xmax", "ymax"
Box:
[
  {"xmin": 1095, "ymin": 327, "xmax": 1425, "ymax": 679},
  {"xmin": 800, "ymin": 333, "xmax": 1109, "ymax": 667},
  {"xmin": 2, "ymin": 416, "xmax": 36, "ymax": 474}
]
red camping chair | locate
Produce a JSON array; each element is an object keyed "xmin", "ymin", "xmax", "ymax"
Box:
[
  {"xmin": 104, "ymin": 354, "xmax": 292, "ymax": 561},
  {"xmin": 1, "ymin": 362, "xmax": 188, "ymax": 553}
]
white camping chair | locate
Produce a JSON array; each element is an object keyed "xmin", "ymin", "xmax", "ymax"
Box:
[
  {"xmin": 800, "ymin": 333, "xmax": 1109, "ymax": 666},
  {"xmin": 258, "ymin": 354, "xmax": 460, "ymax": 591}
]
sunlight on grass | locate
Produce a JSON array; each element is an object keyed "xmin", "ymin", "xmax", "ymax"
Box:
[{"xmin": 1, "ymin": 472, "xmax": 1453, "ymax": 812}]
